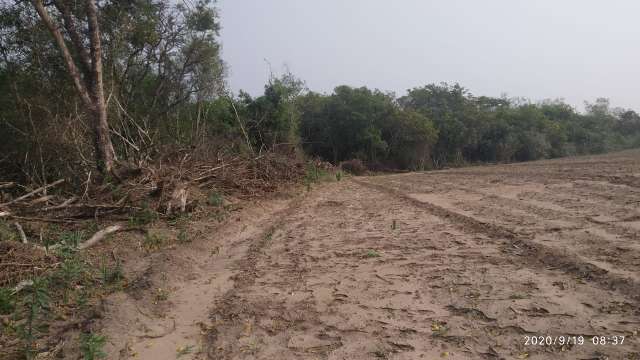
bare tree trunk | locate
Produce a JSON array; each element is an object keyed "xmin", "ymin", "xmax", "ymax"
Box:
[
  {"xmin": 30, "ymin": 0, "xmax": 115, "ymax": 174},
  {"xmin": 86, "ymin": 0, "xmax": 115, "ymax": 173}
]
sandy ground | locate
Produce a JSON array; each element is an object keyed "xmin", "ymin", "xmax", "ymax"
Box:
[{"xmin": 102, "ymin": 149, "xmax": 640, "ymax": 359}]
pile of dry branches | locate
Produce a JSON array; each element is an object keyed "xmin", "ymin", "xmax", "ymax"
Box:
[
  {"xmin": 194, "ymin": 152, "xmax": 307, "ymax": 196},
  {"xmin": 0, "ymin": 151, "xmax": 306, "ymax": 249}
]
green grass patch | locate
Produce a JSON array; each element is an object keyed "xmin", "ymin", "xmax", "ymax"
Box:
[{"xmin": 365, "ymin": 249, "xmax": 381, "ymax": 258}]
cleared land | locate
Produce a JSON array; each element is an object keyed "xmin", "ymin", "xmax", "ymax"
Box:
[{"xmin": 103, "ymin": 150, "xmax": 640, "ymax": 359}]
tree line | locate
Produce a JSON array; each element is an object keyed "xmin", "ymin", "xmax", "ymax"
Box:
[
  {"xmin": 1, "ymin": 0, "xmax": 639, "ymax": 184},
  {"xmin": 298, "ymin": 84, "xmax": 640, "ymax": 170}
]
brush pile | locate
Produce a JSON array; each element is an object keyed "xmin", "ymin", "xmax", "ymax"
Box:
[{"xmin": 1, "ymin": 151, "xmax": 306, "ymax": 233}]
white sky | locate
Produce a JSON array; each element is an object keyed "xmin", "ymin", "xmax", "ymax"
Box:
[{"xmin": 218, "ymin": 0, "xmax": 640, "ymax": 111}]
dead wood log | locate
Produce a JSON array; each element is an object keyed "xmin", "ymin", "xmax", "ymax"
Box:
[
  {"xmin": 0, "ymin": 211, "xmax": 10, "ymax": 218},
  {"xmin": 0, "ymin": 179, "xmax": 65, "ymax": 207}
]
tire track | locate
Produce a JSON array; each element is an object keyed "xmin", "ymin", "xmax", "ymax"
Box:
[{"xmin": 204, "ymin": 193, "xmax": 308, "ymax": 359}]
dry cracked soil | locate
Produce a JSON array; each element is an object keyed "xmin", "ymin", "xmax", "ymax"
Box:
[{"xmin": 101, "ymin": 149, "xmax": 640, "ymax": 360}]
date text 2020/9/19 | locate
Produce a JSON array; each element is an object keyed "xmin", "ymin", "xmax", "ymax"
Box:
[{"xmin": 524, "ymin": 335, "xmax": 625, "ymax": 346}]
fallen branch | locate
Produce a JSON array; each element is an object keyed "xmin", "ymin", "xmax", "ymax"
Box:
[
  {"xmin": 32, "ymin": 224, "xmax": 138, "ymax": 252},
  {"xmin": 30, "ymin": 195, "xmax": 55, "ymax": 205},
  {"xmin": 0, "ymin": 211, "xmax": 10, "ymax": 218},
  {"xmin": 36, "ymin": 203, "xmax": 141, "ymax": 213},
  {"xmin": 9, "ymin": 215, "xmax": 82, "ymax": 224},
  {"xmin": 14, "ymin": 222, "xmax": 27, "ymax": 244},
  {"xmin": 41, "ymin": 196, "xmax": 78, "ymax": 211},
  {"xmin": 78, "ymin": 224, "xmax": 124, "ymax": 249},
  {"xmin": 0, "ymin": 179, "xmax": 64, "ymax": 207}
]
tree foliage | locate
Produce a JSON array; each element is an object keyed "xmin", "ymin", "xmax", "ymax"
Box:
[{"xmin": 298, "ymin": 86, "xmax": 438, "ymax": 170}]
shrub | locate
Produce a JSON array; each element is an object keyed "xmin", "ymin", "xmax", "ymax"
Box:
[{"xmin": 340, "ymin": 159, "xmax": 367, "ymax": 175}]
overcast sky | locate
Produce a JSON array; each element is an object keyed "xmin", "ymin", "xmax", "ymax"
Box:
[{"xmin": 217, "ymin": 0, "xmax": 640, "ymax": 111}]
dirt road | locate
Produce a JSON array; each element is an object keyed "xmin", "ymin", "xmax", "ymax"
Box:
[{"xmin": 104, "ymin": 150, "xmax": 640, "ymax": 359}]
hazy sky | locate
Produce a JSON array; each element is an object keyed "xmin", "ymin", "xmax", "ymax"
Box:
[{"xmin": 218, "ymin": 0, "xmax": 640, "ymax": 111}]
